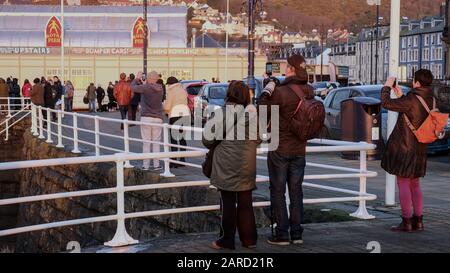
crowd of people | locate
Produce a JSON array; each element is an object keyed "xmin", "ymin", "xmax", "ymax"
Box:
[{"xmin": 1, "ymin": 54, "xmax": 441, "ymax": 251}]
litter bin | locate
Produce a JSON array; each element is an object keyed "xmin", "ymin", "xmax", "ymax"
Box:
[{"xmin": 341, "ymin": 97, "xmax": 384, "ymax": 160}]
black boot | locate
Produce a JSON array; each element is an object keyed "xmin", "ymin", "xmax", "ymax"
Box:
[
  {"xmin": 412, "ymin": 215, "xmax": 424, "ymax": 231},
  {"xmin": 390, "ymin": 217, "xmax": 413, "ymax": 232}
]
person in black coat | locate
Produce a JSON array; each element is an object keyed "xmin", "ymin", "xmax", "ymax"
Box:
[
  {"xmin": 96, "ymin": 84, "xmax": 106, "ymax": 111},
  {"xmin": 9, "ymin": 78, "xmax": 21, "ymax": 110},
  {"xmin": 381, "ymin": 69, "xmax": 436, "ymax": 233},
  {"xmin": 128, "ymin": 73, "xmax": 140, "ymax": 122},
  {"xmin": 107, "ymin": 81, "xmax": 116, "ymax": 111},
  {"xmin": 43, "ymin": 80, "xmax": 57, "ymax": 122}
]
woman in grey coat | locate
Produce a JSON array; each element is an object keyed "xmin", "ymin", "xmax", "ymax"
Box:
[{"xmin": 202, "ymin": 81, "xmax": 261, "ymax": 250}]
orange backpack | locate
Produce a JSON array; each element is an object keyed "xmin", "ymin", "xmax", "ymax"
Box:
[{"xmin": 404, "ymin": 95, "xmax": 449, "ymax": 144}]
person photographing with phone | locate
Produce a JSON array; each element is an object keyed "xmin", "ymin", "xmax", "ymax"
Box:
[{"xmin": 381, "ymin": 69, "xmax": 448, "ymax": 232}]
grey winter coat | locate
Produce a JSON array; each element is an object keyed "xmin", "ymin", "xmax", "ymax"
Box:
[{"xmin": 202, "ymin": 103, "xmax": 261, "ymax": 192}]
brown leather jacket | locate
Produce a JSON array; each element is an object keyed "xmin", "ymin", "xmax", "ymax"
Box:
[
  {"xmin": 258, "ymin": 76, "xmax": 314, "ymax": 156},
  {"xmin": 381, "ymin": 86, "xmax": 435, "ymax": 178},
  {"xmin": 113, "ymin": 80, "xmax": 132, "ymax": 106},
  {"xmin": 30, "ymin": 84, "xmax": 45, "ymax": 106}
]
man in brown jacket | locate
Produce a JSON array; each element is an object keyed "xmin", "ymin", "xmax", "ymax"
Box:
[
  {"xmin": 30, "ymin": 78, "xmax": 45, "ymax": 106},
  {"xmin": 258, "ymin": 55, "xmax": 314, "ymax": 246},
  {"xmin": 0, "ymin": 78, "xmax": 9, "ymax": 109}
]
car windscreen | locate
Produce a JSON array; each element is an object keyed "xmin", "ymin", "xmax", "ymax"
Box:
[
  {"xmin": 186, "ymin": 86, "xmax": 203, "ymax": 96},
  {"xmin": 363, "ymin": 87, "xmax": 411, "ymax": 113},
  {"xmin": 209, "ymin": 86, "xmax": 228, "ymax": 99},
  {"xmin": 313, "ymin": 82, "xmax": 327, "ymax": 89}
]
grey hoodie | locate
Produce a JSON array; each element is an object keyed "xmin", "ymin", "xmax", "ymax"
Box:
[{"xmin": 130, "ymin": 79, "xmax": 164, "ymax": 120}]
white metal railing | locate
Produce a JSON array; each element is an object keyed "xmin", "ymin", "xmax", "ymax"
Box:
[
  {"xmin": 0, "ymin": 97, "xmax": 32, "ymax": 141},
  {"xmin": 0, "ymin": 103, "xmax": 378, "ymax": 248}
]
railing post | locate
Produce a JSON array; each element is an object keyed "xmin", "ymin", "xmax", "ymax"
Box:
[
  {"xmin": 31, "ymin": 104, "xmax": 37, "ymax": 136},
  {"xmin": 350, "ymin": 143, "xmax": 375, "ymax": 220},
  {"xmin": 7, "ymin": 98, "xmax": 11, "ymax": 118},
  {"xmin": 4, "ymin": 118, "xmax": 9, "ymax": 141},
  {"xmin": 61, "ymin": 95, "xmax": 65, "ymax": 118},
  {"xmin": 21, "ymin": 97, "xmax": 24, "ymax": 110},
  {"xmin": 71, "ymin": 112, "xmax": 81, "ymax": 154},
  {"xmin": 38, "ymin": 106, "xmax": 45, "ymax": 139},
  {"xmin": 46, "ymin": 109, "xmax": 53, "ymax": 143},
  {"xmin": 161, "ymin": 124, "xmax": 175, "ymax": 177},
  {"xmin": 94, "ymin": 116, "xmax": 100, "ymax": 156},
  {"xmin": 56, "ymin": 110, "xmax": 64, "ymax": 148},
  {"xmin": 104, "ymin": 158, "xmax": 138, "ymax": 247},
  {"xmin": 123, "ymin": 120, "xmax": 133, "ymax": 168}
]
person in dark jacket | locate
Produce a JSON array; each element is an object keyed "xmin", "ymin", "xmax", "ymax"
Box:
[
  {"xmin": 381, "ymin": 69, "xmax": 436, "ymax": 233},
  {"xmin": 203, "ymin": 81, "xmax": 261, "ymax": 250},
  {"xmin": 9, "ymin": 78, "xmax": 21, "ymax": 110},
  {"xmin": 258, "ymin": 55, "xmax": 313, "ymax": 246},
  {"xmin": 0, "ymin": 78, "xmax": 9, "ymax": 110},
  {"xmin": 128, "ymin": 73, "xmax": 140, "ymax": 122},
  {"xmin": 107, "ymin": 81, "xmax": 116, "ymax": 111},
  {"xmin": 96, "ymin": 84, "xmax": 106, "ymax": 111}
]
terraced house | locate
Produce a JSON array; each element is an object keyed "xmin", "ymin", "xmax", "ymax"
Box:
[{"xmin": 352, "ymin": 15, "xmax": 446, "ymax": 84}]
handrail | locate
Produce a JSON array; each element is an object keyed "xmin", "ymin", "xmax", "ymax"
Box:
[{"xmin": 0, "ymin": 101, "xmax": 379, "ymax": 249}]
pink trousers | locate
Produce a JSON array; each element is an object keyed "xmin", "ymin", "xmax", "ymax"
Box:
[{"xmin": 397, "ymin": 176, "xmax": 423, "ymax": 218}]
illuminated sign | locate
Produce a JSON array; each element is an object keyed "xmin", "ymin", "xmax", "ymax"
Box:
[
  {"xmin": 132, "ymin": 17, "xmax": 148, "ymax": 48},
  {"xmin": 45, "ymin": 16, "xmax": 62, "ymax": 47}
]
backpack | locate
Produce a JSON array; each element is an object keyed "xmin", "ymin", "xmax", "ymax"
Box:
[
  {"xmin": 288, "ymin": 85, "xmax": 326, "ymax": 141},
  {"xmin": 404, "ymin": 95, "xmax": 449, "ymax": 144}
]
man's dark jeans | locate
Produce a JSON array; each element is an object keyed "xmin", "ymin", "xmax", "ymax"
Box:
[
  {"xmin": 267, "ymin": 151, "xmax": 306, "ymax": 240},
  {"xmin": 119, "ymin": 105, "xmax": 128, "ymax": 130}
]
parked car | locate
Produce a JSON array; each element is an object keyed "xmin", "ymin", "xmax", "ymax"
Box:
[
  {"xmin": 180, "ymin": 80, "xmax": 208, "ymax": 90},
  {"xmin": 194, "ymin": 83, "xmax": 229, "ymax": 124},
  {"xmin": 185, "ymin": 81, "xmax": 208, "ymax": 115},
  {"xmin": 322, "ymin": 85, "xmax": 450, "ymax": 154},
  {"xmin": 312, "ymin": 81, "xmax": 340, "ymax": 99}
]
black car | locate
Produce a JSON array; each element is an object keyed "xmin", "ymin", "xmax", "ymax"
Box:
[{"xmin": 322, "ymin": 85, "xmax": 450, "ymax": 154}]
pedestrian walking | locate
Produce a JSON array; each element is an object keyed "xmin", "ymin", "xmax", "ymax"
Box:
[
  {"xmin": 164, "ymin": 76, "xmax": 190, "ymax": 168},
  {"xmin": 96, "ymin": 84, "xmax": 105, "ymax": 112},
  {"xmin": 22, "ymin": 79, "xmax": 32, "ymax": 105},
  {"xmin": 258, "ymin": 55, "xmax": 315, "ymax": 246},
  {"xmin": 30, "ymin": 78, "xmax": 45, "ymax": 106},
  {"xmin": 43, "ymin": 79, "xmax": 57, "ymax": 123},
  {"xmin": 9, "ymin": 78, "xmax": 20, "ymax": 110},
  {"xmin": 203, "ymin": 81, "xmax": 260, "ymax": 250},
  {"xmin": 382, "ymin": 70, "xmax": 446, "ymax": 232},
  {"xmin": 64, "ymin": 81, "xmax": 75, "ymax": 112},
  {"xmin": 86, "ymin": 83, "xmax": 97, "ymax": 112},
  {"xmin": 0, "ymin": 78, "xmax": 9, "ymax": 110},
  {"xmin": 131, "ymin": 71, "xmax": 164, "ymax": 171},
  {"xmin": 113, "ymin": 73, "xmax": 132, "ymax": 130},
  {"xmin": 53, "ymin": 76, "xmax": 64, "ymax": 111},
  {"xmin": 107, "ymin": 81, "xmax": 116, "ymax": 111}
]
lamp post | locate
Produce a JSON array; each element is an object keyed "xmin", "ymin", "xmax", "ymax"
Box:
[
  {"xmin": 385, "ymin": 0, "xmax": 401, "ymax": 207},
  {"xmin": 143, "ymin": 0, "xmax": 148, "ymax": 76},
  {"xmin": 244, "ymin": 0, "xmax": 266, "ymax": 96}
]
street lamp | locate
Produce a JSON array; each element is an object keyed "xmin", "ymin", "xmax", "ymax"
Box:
[
  {"xmin": 143, "ymin": 0, "xmax": 148, "ymax": 77},
  {"xmin": 242, "ymin": 0, "xmax": 266, "ymax": 96}
]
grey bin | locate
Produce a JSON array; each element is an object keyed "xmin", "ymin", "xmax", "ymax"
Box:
[{"xmin": 341, "ymin": 97, "xmax": 384, "ymax": 160}]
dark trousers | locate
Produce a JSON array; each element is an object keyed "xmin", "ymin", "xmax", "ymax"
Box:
[
  {"xmin": 119, "ymin": 105, "xmax": 128, "ymax": 130},
  {"xmin": 218, "ymin": 190, "xmax": 257, "ymax": 249},
  {"xmin": 267, "ymin": 151, "xmax": 306, "ymax": 240},
  {"xmin": 97, "ymin": 98, "xmax": 104, "ymax": 111},
  {"xmin": 128, "ymin": 104, "xmax": 138, "ymax": 121},
  {"xmin": 169, "ymin": 116, "xmax": 188, "ymax": 163}
]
